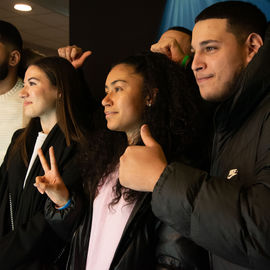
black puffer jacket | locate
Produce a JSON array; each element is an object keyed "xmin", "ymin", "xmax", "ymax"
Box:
[
  {"xmin": 151, "ymin": 25, "xmax": 270, "ymax": 270},
  {"xmin": 45, "ymin": 191, "xmax": 209, "ymax": 270}
]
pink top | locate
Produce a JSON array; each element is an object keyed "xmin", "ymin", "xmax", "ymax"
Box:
[{"xmin": 85, "ymin": 170, "xmax": 135, "ymax": 270}]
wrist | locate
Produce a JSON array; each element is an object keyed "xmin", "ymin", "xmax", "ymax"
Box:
[
  {"xmin": 181, "ymin": 55, "xmax": 190, "ymax": 67},
  {"xmin": 55, "ymin": 198, "xmax": 71, "ymax": 210}
]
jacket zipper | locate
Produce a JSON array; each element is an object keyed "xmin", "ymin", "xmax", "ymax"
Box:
[{"xmin": 9, "ymin": 193, "xmax": 15, "ymax": 231}]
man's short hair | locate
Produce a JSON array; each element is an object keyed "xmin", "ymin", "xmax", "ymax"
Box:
[
  {"xmin": 195, "ymin": 1, "xmax": 267, "ymax": 43},
  {"xmin": 167, "ymin": 26, "xmax": 192, "ymax": 36},
  {"xmin": 0, "ymin": 20, "xmax": 23, "ymax": 52}
]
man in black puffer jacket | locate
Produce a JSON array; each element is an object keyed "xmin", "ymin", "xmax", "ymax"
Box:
[{"xmin": 119, "ymin": 1, "xmax": 270, "ymax": 269}]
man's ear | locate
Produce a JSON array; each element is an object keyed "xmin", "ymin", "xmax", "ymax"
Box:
[
  {"xmin": 245, "ymin": 33, "xmax": 263, "ymax": 64},
  {"xmin": 9, "ymin": 50, "xmax": 21, "ymax": 67},
  {"xmin": 145, "ymin": 88, "xmax": 158, "ymax": 107}
]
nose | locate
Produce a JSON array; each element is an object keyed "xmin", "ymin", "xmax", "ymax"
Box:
[
  {"xmin": 191, "ymin": 52, "xmax": 205, "ymax": 73},
  {"xmin": 101, "ymin": 92, "xmax": 113, "ymax": 107},
  {"xmin": 19, "ymin": 85, "xmax": 29, "ymax": 99}
]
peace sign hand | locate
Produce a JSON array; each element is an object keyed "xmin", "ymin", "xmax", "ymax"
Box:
[{"xmin": 35, "ymin": 146, "xmax": 70, "ymax": 208}]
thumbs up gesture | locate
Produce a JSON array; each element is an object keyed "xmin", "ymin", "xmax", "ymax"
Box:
[
  {"xmin": 58, "ymin": 45, "xmax": 92, "ymax": 69},
  {"xmin": 119, "ymin": 124, "xmax": 167, "ymax": 192}
]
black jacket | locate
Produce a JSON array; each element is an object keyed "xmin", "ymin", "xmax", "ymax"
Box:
[
  {"xmin": 0, "ymin": 121, "xmax": 82, "ymax": 270},
  {"xmin": 46, "ymin": 189, "xmax": 209, "ymax": 270},
  {"xmin": 151, "ymin": 25, "xmax": 270, "ymax": 270}
]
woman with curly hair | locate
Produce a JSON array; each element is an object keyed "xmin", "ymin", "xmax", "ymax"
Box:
[{"xmin": 36, "ymin": 51, "xmax": 210, "ymax": 269}]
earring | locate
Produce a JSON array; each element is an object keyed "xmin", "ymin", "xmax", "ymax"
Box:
[{"xmin": 147, "ymin": 103, "xmax": 152, "ymax": 107}]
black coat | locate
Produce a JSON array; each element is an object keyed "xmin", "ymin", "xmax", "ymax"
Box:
[
  {"xmin": 151, "ymin": 25, "xmax": 270, "ymax": 270},
  {"xmin": 0, "ymin": 121, "xmax": 82, "ymax": 270},
  {"xmin": 45, "ymin": 190, "xmax": 209, "ymax": 270}
]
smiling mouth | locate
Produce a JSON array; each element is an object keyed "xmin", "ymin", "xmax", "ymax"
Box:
[
  {"xmin": 23, "ymin": 101, "xmax": 32, "ymax": 106},
  {"xmin": 196, "ymin": 75, "xmax": 214, "ymax": 84},
  {"xmin": 105, "ymin": 111, "xmax": 117, "ymax": 117}
]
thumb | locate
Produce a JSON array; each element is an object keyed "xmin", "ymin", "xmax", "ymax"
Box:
[
  {"xmin": 140, "ymin": 124, "xmax": 159, "ymax": 147},
  {"xmin": 80, "ymin": 51, "xmax": 92, "ymax": 62},
  {"xmin": 74, "ymin": 51, "xmax": 92, "ymax": 68}
]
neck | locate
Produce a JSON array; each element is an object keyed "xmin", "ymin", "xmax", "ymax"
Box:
[
  {"xmin": 0, "ymin": 70, "xmax": 18, "ymax": 95},
  {"xmin": 40, "ymin": 114, "xmax": 57, "ymax": 134}
]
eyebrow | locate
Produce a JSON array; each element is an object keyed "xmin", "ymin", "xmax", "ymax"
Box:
[
  {"xmin": 23, "ymin": 77, "xmax": 40, "ymax": 84},
  {"xmin": 28, "ymin": 77, "xmax": 40, "ymax": 81},
  {"xmin": 105, "ymin": 79, "xmax": 127, "ymax": 89},
  {"xmin": 191, "ymin": 39, "xmax": 220, "ymax": 51}
]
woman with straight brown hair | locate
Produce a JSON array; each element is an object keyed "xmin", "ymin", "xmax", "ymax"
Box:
[{"xmin": 0, "ymin": 56, "xmax": 95, "ymax": 270}]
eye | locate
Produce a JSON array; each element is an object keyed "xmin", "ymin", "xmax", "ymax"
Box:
[
  {"xmin": 29, "ymin": 81, "xmax": 36, "ymax": 86},
  {"xmin": 205, "ymin": 46, "xmax": 217, "ymax": 53},
  {"xmin": 114, "ymin": 86, "xmax": 122, "ymax": 92}
]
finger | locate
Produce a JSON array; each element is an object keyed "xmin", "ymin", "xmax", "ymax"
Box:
[
  {"xmin": 70, "ymin": 46, "xmax": 82, "ymax": 60},
  {"xmin": 38, "ymin": 148, "xmax": 50, "ymax": 173},
  {"xmin": 150, "ymin": 43, "xmax": 158, "ymax": 52},
  {"xmin": 76, "ymin": 51, "xmax": 92, "ymax": 66},
  {"xmin": 49, "ymin": 146, "xmax": 58, "ymax": 173},
  {"xmin": 34, "ymin": 184, "xmax": 45, "ymax": 194},
  {"xmin": 35, "ymin": 175, "xmax": 46, "ymax": 184},
  {"xmin": 170, "ymin": 46, "xmax": 185, "ymax": 63},
  {"xmin": 34, "ymin": 177, "xmax": 46, "ymax": 194},
  {"xmin": 140, "ymin": 124, "xmax": 160, "ymax": 147},
  {"xmin": 65, "ymin": 46, "xmax": 72, "ymax": 62},
  {"xmin": 58, "ymin": 47, "xmax": 65, "ymax": 58}
]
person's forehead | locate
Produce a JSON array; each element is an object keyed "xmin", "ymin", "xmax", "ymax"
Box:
[
  {"xmin": 25, "ymin": 65, "xmax": 46, "ymax": 79},
  {"xmin": 106, "ymin": 64, "xmax": 141, "ymax": 84},
  {"xmin": 192, "ymin": 18, "xmax": 229, "ymax": 44}
]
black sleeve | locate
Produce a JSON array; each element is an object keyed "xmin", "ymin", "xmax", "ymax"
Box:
[
  {"xmin": 156, "ymin": 223, "xmax": 210, "ymax": 270},
  {"xmin": 152, "ymin": 113, "xmax": 270, "ymax": 270},
  {"xmin": 44, "ymin": 192, "xmax": 84, "ymax": 240}
]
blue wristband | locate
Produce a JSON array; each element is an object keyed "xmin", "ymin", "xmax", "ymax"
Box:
[{"xmin": 57, "ymin": 199, "xmax": 71, "ymax": 210}]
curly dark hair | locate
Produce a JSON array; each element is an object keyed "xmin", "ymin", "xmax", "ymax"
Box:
[{"xmin": 80, "ymin": 51, "xmax": 207, "ymax": 206}]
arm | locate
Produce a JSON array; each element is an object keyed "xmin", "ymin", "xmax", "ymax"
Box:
[
  {"xmin": 120, "ymin": 120, "xmax": 270, "ymax": 268},
  {"xmin": 35, "ymin": 146, "xmax": 85, "ymax": 240},
  {"xmin": 152, "ymin": 113, "xmax": 270, "ymax": 269},
  {"xmin": 44, "ymin": 192, "xmax": 84, "ymax": 240},
  {"xmin": 0, "ymin": 144, "xmax": 83, "ymax": 269},
  {"xmin": 156, "ymin": 224, "xmax": 209, "ymax": 270}
]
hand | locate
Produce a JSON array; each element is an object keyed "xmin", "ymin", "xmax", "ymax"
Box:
[
  {"xmin": 119, "ymin": 124, "xmax": 167, "ymax": 192},
  {"xmin": 35, "ymin": 146, "xmax": 70, "ymax": 208},
  {"xmin": 151, "ymin": 37, "xmax": 186, "ymax": 63},
  {"xmin": 58, "ymin": 45, "xmax": 92, "ymax": 69}
]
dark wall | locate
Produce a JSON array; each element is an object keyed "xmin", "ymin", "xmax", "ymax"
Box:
[{"xmin": 70, "ymin": 0, "xmax": 166, "ymax": 101}]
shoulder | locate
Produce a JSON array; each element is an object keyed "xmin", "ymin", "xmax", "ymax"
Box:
[{"xmin": 11, "ymin": 128, "xmax": 25, "ymax": 143}]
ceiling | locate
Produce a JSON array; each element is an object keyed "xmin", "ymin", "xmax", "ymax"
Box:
[{"xmin": 0, "ymin": 0, "xmax": 69, "ymax": 55}]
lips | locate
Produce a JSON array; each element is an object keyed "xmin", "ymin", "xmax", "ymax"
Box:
[
  {"xmin": 196, "ymin": 74, "xmax": 214, "ymax": 84},
  {"xmin": 23, "ymin": 101, "xmax": 32, "ymax": 106},
  {"xmin": 104, "ymin": 111, "xmax": 117, "ymax": 118}
]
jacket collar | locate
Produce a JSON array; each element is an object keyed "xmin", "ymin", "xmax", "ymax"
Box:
[{"xmin": 215, "ymin": 26, "xmax": 270, "ymax": 132}]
